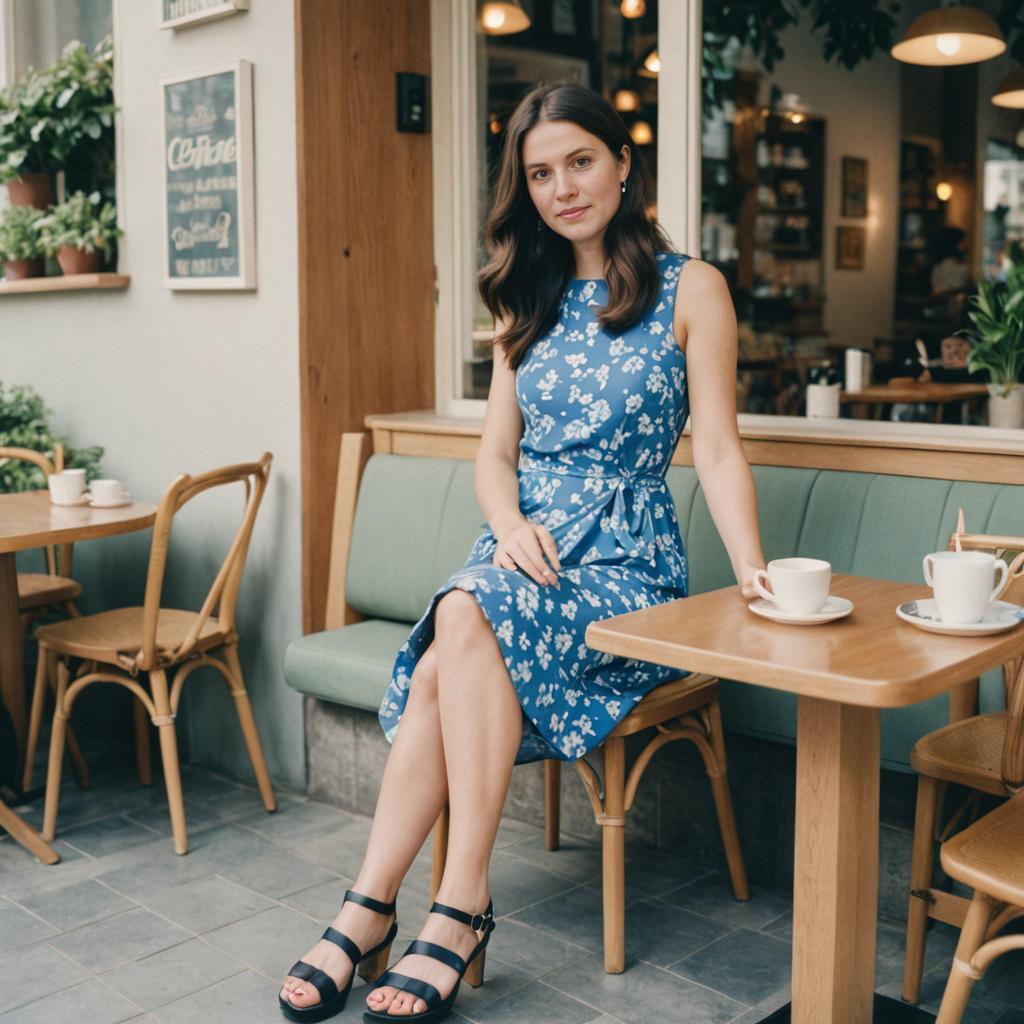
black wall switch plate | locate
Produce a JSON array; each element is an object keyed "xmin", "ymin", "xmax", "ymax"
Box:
[{"xmin": 397, "ymin": 72, "xmax": 430, "ymax": 133}]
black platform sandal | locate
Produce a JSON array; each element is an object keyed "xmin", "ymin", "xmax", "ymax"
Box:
[
  {"xmin": 362, "ymin": 899, "xmax": 495, "ymax": 1024},
  {"xmin": 279, "ymin": 889, "xmax": 398, "ymax": 1023}
]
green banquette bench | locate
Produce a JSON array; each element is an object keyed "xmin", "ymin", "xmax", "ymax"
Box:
[{"xmin": 286, "ymin": 423, "xmax": 1024, "ymax": 773}]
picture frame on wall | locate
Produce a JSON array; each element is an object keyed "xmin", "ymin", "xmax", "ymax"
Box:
[
  {"xmin": 841, "ymin": 156, "xmax": 868, "ymax": 218},
  {"xmin": 161, "ymin": 59, "xmax": 256, "ymax": 290},
  {"xmin": 158, "ymin": 0, "xmax": 249, "ymax": 31},
  {"xmin": 836, "ymin": 226, "xmax": 866, "ymax": 271}
]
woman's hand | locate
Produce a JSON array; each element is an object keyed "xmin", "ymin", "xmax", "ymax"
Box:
[
  {"xmin": 738, "ymin": 561, "xmax": 768, "ymax": 601},
  {"xmin": 493, "ymin": 519, "xmax": 561, "ymax": 587}
]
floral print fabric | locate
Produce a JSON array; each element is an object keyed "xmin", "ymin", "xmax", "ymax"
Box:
[{"xmin": 380, "ymin": 252, "xmax": 693, "ymax": 763}]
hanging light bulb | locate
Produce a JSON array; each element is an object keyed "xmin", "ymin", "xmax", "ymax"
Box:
[
  {"xmin": 638, "ymin": 46, "xmax": 660, "ymax": 78},
  {"xmin": 613, "ymin": 88, "xmax": 640, "ymax": 112},
  {"xmin": 891, "ymin": 5, "xmax": 1005, "ymax": 66},
  {"xmin": 479, "ymin": 0, "xmax": 530, "ymax": 35},
  {"xmin": 620, "ymin": 0, "xmax": 646, "ymax": 18},
  {"xmin": 630, "ymin": 120, "xmax": 653, "ymax": 145},
  {"xmin": 993, "ymin": 68, "xmax": 1024, "ymax": 108},
  {"xmin": 936, "ymin": 181, "xmax": 954, "ymax": 201}
]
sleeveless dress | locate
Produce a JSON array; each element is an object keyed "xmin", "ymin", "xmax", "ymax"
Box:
[{"xmin": 379, "ymin": 252, "xmax": 693, "ymax": 764}]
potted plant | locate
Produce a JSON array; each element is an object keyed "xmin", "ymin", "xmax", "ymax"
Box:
[
  {"xmin": 38, "ymin": 190, "xmax": 122, "ymax": 275},
  {"xmin": 0, "ymin": 204, "xmax": 45, "ymax": 280},
  {"xmin": 0, "ymin": 37, "xmax": 115, "ymax": 209},
  {"xmin": 961, "ymin": 244, "xmax": 1024, "ymax": 429}
]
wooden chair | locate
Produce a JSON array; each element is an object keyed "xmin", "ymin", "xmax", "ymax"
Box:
[
  {"xmin": 33, "ymin": 454, "xmax": 278, "ymax": 855},
  {"xmin": 902, "ymin": 515, "xmax": 1024, "ymax": 1004},
  {"xmin": 933, "ymin": 794, "xmax": 1024, "ymax": 1023},
  {"xmin": 0, "ymin": 445, "xmax": 88, "ymax": 788}
]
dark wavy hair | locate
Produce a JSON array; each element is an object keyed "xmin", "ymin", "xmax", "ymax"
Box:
[{"xmin": 478, "ymin": 81, "xmax": 675, "ymax": 371}]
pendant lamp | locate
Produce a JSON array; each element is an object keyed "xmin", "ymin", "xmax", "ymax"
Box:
[
  {"xmin": 620, "ymin": 0, "xmax": 646, "ymax": 18},
  {"xmin": 479, "ymin": 0, "xmax": 530, "ymax": 35},
  {"xmin": 638, "ymin": 46, "xmax": 660, "ymax": 78},
  {"xmin": 891, "ymin": 4, "xmax": 1005, "ymax": 66},
  {"xmin": 993, "ymin": 68, "xmax": 1024, "ymax": 107}
]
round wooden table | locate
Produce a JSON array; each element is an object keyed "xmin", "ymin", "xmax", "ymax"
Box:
[
  {"xmin": 0, "ymin": 490, "xmax": 156, "ymax": 863},
  {"xmin": 841, "ymin": 383, "xmax": 989, "ymax": 423}
]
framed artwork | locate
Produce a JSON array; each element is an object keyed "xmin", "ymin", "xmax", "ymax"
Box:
[
  {"xmin": 158, "ymin": 0, "xmax": 249, "ymax": 31},
  {"xmin": 841, "ymin": 156, "xmax": 868, "ymax": 218},
  {"xmin": 161, "ymin": 60, "xmax": 256, "ymax": 290},
  {"xmin": 836, "ymin": 226, "xmax": 866, "ymax": 270}
]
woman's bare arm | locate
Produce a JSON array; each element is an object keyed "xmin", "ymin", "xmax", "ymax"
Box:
[{"xmin": 675, "ymin": 259, "xmax": 766, "ymax": 598}]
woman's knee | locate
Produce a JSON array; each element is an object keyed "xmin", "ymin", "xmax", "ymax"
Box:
[
  {"xmin": 435, "ymin": 589, "xmax": 485, "ymax": 649},
  {"xmin": 409, "ymin": 644, "xmax": 438, "ymax": 701}
]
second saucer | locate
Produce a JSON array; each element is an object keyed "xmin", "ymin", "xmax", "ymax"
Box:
[{"xmin": 748, "ymin": 595, "xmax": 853, "ymax": 625}]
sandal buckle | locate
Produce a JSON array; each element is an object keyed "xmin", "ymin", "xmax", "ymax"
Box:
[{"xmin": 470, "ymin": 909, "xmax": 495, "ymax": 932}]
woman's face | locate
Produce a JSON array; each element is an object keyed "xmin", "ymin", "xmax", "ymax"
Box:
[{"xmin": 522, "ymin": 119, "xmax": 629, "ymax": 242}]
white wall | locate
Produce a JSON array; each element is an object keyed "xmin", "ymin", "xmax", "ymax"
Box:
[{"xmin": 1, "ymin": 1, "xmax": 304, "ymax": 788}]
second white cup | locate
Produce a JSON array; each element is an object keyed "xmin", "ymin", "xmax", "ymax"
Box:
[
  {"xmin": 753, "ymin": 557, "xmax": 832, "ymax": 614},
  {"xmin": 89, "ymin": 478, "xmax": 126, "ymax": 503},
  {"xmin": 922, "ymin": 550, "xmax": 1009, "ymax": 624}
]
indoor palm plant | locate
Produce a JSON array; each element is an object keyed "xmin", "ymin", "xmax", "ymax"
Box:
[
  {"xmin": 961, "ymin": 244, "xmax": 1024, "ymax": 429},
  {"xmin": 37, "ymin": 190, "xmax": 121, "ymax": 275},
  {"xmin": 0, "ymin": 204, "xmax": 45, "ymax": 280}
]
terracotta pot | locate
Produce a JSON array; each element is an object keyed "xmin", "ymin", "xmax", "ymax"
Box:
[
  {"xmin": 987, "ymin": 382, "xmax": 1024, "ymax": 429},
  {"xmin": 55, "ymin": 246, "xmax": 101, "ymax": 276},
  {"xmin": 7, "ymin": 173, "xmax": 54, "ymax": 210},
  {"xmin": 3, "ymin": 258, "xmax": 45, "ymax": 280}
]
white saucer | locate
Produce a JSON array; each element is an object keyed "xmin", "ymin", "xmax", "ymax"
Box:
[
  {"xmin": 88, "ymin": 492, "xmax": 131, "ymax": 508},
  {"xmin": 747, "ymin": 595, "xmax": 853, "ymax": 625},
  {"xmin": 49, "ymin": 494, "xmax": 90, "ymax": 507},
  {"xmin": 896, "ymin": 599, "xmax": 1024, "ymax": 636}
]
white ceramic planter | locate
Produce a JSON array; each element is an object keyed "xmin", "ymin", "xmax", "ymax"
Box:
[{"xmin": 987, "ymin": 382, "xmax": 1024, "ymax": 429}]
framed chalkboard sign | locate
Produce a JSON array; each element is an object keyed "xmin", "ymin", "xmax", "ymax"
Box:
[
  {"xmin": 159, "ymin": 0, "xmax": 249, "ymax": 31},
  {"xmin": 161, "ymin": 60, "xmax": 255, "ymax": 290}
]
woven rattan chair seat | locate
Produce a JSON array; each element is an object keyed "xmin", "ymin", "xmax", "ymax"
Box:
[
  {"xmin": 911, "ymin": 713, "xmax": 1009, "ymax": 796},
  {"xmin": 941, "ymin": 796, "xmax": 1024, "ymax": 907}
]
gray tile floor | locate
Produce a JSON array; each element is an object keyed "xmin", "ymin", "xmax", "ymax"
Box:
[{"xmin": 1, "ymin": 764, "xmax": 1022, "ymax": 1024}]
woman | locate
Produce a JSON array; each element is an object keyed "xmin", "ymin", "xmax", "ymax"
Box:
[{"xmin": 279, "ymin": 81, "xmax": 767, "ymax": 1024}]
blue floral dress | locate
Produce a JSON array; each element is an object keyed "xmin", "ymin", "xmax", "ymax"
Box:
[{"xmin": 380, "ymin": 252, "xmax": 693, "ymax": 763}]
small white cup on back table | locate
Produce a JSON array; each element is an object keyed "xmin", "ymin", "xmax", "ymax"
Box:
[
  {"xmin": 89, "ymin": 478, "xmax": 126, "ymax": 504},
  {"xmin": 922, "ymin": 550, "xmax": 1009, "ymax": 624},
  {"xmin": 47, "ymin": 471, "xmax": 84, "ymax": 505},
  {"xmin": 753, "ymin": 557, "xmax": 832, "ymax": 615}
]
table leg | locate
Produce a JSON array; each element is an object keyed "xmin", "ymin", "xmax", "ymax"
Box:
[
  {"xmin": 791, "ymin": 697, "xmax": 880, "ymax": 1024},
  {"xmin": 0, "ymin": 552, "xmax": 25, "ymax": 755}
]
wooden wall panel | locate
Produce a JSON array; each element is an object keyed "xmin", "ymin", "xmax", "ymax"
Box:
[{"xmin": 295, "ymin": 0, "xmax": 434, "ymax": 633}]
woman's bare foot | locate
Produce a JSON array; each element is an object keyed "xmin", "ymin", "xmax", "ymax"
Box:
[
  {"xmin": 280, "ymin": 897, "xmax": 395, "ymax": 1011},
  {"xmin": 365, "ymin": 902, "xmax": 489, "ymax": 1017}
]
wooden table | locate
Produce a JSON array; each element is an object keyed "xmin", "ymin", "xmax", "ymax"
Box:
[
  {"xmin": 841, "ymin": 383, "xmax": 989, "ymax": 423},
  {"xmin": 586, "ymin": 573, "xmax": 1024, "ymax": 1024},
  {"xmin": 0, "ymin": 491, "xmax": 156, "ymax": 863}
]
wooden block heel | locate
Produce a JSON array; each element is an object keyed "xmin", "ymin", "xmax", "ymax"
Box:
[
  {"xmin": 357, "ymin": 941, "xmax": 393, "ymax": 983},
  {"xmin": 464, "ymin": 948, "xmax": 486, "ymax": 989}
]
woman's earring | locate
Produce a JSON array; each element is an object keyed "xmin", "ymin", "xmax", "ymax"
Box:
[{"xmin": 620, "ymin": 181, "xmax": 626, "ymax": 194}]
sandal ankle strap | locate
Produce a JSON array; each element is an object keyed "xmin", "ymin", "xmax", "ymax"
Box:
[
  {"xmin": 344, "ymin": 889, "xmax": 396, "ymax": 916},
  {"xmin": 429, "ymin": 898, "xmax": 495, "ymax": 933}
]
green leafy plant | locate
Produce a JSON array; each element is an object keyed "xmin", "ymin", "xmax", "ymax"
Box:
[
  {"xmin": 0, "ymin": 204, "xmax": 44, "ymax": 262},
  {"xmin": 960, "ymin": 243, "xmax": 1024, "ymax": 397},
  {"xmin": 0, "ymin": 383, "xmax": 103, "ymax": 492},
  {"xmin": 37, "ymin": 190, "xmax": 121, "ymax": 256},
  {"xmin": 0, "ymin": 37, "xmax": 115, "ymax": 185}
]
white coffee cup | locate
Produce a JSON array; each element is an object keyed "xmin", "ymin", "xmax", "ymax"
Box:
[
  {"xmin": 88, "ymin": 478, "xmax": 127, "ymax": 504},
  {"xmin": 47, "ymin": 471, "xmax": 85, "ymax": 505},
  {"xmin": 922, "ymin": 550, "xmax": 1010, "ymax": 624},
  {"xmin": 753, "ymin": 557, "xmax": 831, "ymax": 614}
]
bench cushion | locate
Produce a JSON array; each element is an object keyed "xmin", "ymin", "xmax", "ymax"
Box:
[{"xmin": 289, "ymin": 454, "xmax": 1024, "ymax": 770}]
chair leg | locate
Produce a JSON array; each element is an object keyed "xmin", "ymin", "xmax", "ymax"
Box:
[
  {"xmin": 705, "ymin": 701, "xmax": 750, "ymax": 901},
  {"xmin": 936, "ymin": 892, "xmax": 998, "ymax": 1024},
  {"xmin": 544, "ymin": 759, "xmax": 561, "ymax": 851},
  {"xmin": 149, "ymin": 668, "xmax": 188, "ymax": 855},
  {"xmin": 430, "ymin": 803, "xmax": 450, "ymax": 902},
  {"xmin": 22, "ymin": 646, "xmax": 49, "ymax": 792},
  {"xmin": 903, "ymin": 773, "xmax": 942, "ymax": 1004},
  {"xmin": 42, "ymin": 658, "xmax": 71, "ymax": 842},
  {"xmin": 222, "ymin": 645, "xmax": 276, "ymax": 812},
  {"xmin": 133, "ymin": 698, "xmax": 152, "ymax": 786},
  {"xmin": 601, "ymin": 735, "xmax": 626, "ymax": 974}
]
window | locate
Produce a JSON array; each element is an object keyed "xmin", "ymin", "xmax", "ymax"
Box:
[{"xmin": 5, "ymin": 0, "xmax": 111, "ymax": 82}]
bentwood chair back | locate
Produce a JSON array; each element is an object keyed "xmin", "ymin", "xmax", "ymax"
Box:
[
  {"xmin": 902, "ymin": 516, "xmax": 1024, "ymax": 1005},
  {"xmin": 30, "ymin": 453, "xmax": 277, "ymax": 855}
]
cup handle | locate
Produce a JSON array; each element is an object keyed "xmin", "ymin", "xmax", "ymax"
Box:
[
  {"xmin": 991, "ymin": 559, "xmax": 1010, "ymax": 602},
  {"xmin": 922, "ymin": 554, "xmax": 935, "ymax": 587},
  {"xmin": 752, "ymin": 569, "xmax": 774, "ymax": 603}
]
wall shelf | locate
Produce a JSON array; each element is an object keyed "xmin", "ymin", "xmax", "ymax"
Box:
[{"xmin": 0, "ymin": 273, "xmax": 130, "ymax": 296}]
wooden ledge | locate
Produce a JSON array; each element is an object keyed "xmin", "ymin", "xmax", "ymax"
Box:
[{"xmin": 0, "ymin": 273, "xmax": 130, "ymax": 296}]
